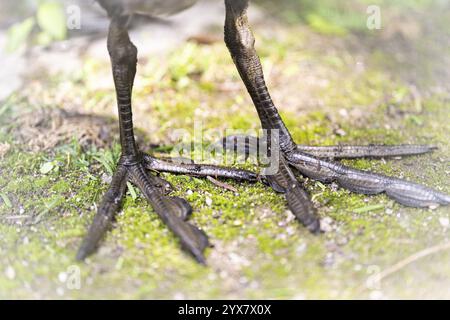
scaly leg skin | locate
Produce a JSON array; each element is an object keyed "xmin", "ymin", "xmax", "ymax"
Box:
[
  {"xmin": 142, "ymin": 154, "xmax": 258, "ymax": 182},
  {"xmin": 76, "ymin": 11, "xmax": 210, "ymax": 263},
  {"xmin": 288, "ymin": 151, "xmax": 450, "ymax": 207},
  {"xmin": 223, "ymin": 0, "xmax": 449, "ymax": 215},
  {"xmin": 76, "ymin": 8, "xmax": 258, "ymax": 263},
  {"xmin": 220, "ymin": 135, "xmax": 437, "ymax": 159},
  {"xmin": 224, "ymin": 0, "xmax": 325, "ymax": 232}
]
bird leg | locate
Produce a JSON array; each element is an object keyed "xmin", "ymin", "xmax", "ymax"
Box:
[
  {"xmin": 223, "ymin": 0, "xmax": 449, "ymax": 217},
  {"xmin": 77, "ymin": 12, "xmax": 259, "ymax": 263}
]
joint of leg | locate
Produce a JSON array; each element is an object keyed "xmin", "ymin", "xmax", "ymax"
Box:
[
  {"xmin": 109, "ymin": 43, "xmax": 137, "ymax": 66},
  {"xmin": 119, "ymin": 153, "xmax": 143, "ymax": 167},
  {"xmin": 225, "ymin": 25, "xmax": 255, "ymax": 56}
]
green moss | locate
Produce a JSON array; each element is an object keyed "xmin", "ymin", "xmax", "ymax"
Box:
[{"xmin": 1, "ymin": 3, "xmax": 449, "ymax": 299}]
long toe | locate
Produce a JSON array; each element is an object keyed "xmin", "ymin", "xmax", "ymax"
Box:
[
  {"xmin": 295, "ymin": 144, "xmax": 437, "ymax": 159},
  {"xmin": 287, "ymin": 151, "xmax": 450, "ymax": 208},
  {"xmin": 77, "ymin": 166, "xmax": 128, "ymax": 261},
  {"xmin": 129, "ymin": 164, "xmax": 210, "ymax": 263},
  {"xmin": 265, "ymin": 156, "xmax": 321, "ymax": 233}
]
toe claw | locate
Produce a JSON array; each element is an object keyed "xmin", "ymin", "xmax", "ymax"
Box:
[
  {"xmin": 180, "ymin": 224, "xmax": 210, "ymax": 264},
  {"xmin": 285, "ymin": 184, "xmax": 320, "ymax": 233},
  {"xmin": 169, "ymin": 196, "xmax": 193, "ymax": 220},
  {"xmin": 385, "ymin": 182, "xmax": 450, "ymax": 208}
]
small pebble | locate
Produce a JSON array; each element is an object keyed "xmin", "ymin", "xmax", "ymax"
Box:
[
  {"xmin": 58, "ymin": 272, "xmax": 68, "ymax": 283},
  {"xmin": 296, "ymin": 243, "xmax": 307, "ymax": 255},
  {"xmin": 278, "ymin": 221, "xmax": 287, "ymax": 227},
  {"xmin": 5, "ymin": 266, "xmax": 15, "ymax": 280},
  {"xmin": 56, "ymin": 287, "xmax": 65, "ymax": 296},
  {"xmin": 338, "ymin": 109, "xmax": 349, "ymax": 118},
  {"xmin": 439, "ymin": 217, "xmax": 449, "ymax": 228},
  {"xmin": 173, "ymin": 292, "xmax": 185, "ymax": 300},
  {"xmin": 286, "ymin": 226, "xmax": 296, "ymax": 236},
  {"xmin": 323, "ymin": 252, "xmax": 335, "ymax": 267},
  {"xmin": 320, "ymin": 217, "xmax": 334, "ymax": 233},
  {"xmin": 101, "ymin": 173, "xmax": 112, "ymax": 184},
  {"xmin": 369, "ymin": 290, "xmax": 384, "ymax": 300},
  {"xmin": 334, "ymin": 128, "xmax": 347, "ymax": 137},
  {"xmin": 212, "ymin": 211, "xmax": 222, "ymax": 219},
  {"xmin": 276, "ymin": 233, "xmax": 287, "ymax": 241},
  {"xmin": 208, "ymin": 273, "xmax": 217, "ymax": 281},
  {"xmin": 285, "ymin": 210, "xmax": 295, "ymax": 223},
  {"xmin": 239, "ymin": 277, "xmax": 248, "ymax": 285},
  {"xmin": 336, "ymin": 236, "xmax": 348, "ymax": 246},
  {"xmin": 205, "ymin": 197, "xmax": 212, "ymax": 206}
]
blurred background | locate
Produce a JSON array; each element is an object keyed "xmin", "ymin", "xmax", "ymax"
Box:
[
  {"xmin": 0, "ymin": 0, "xmax": 449, "ymax": 299},
  {"xmin": 1, "ymin": 0, "xmax": 449, "ymax": 100}
]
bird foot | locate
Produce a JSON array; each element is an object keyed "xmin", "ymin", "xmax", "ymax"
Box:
[
  {"xmin": 221, "ymin": 135, "xmax": 449, "ymax": 208},
  {"xmin": 78, "ymin": 139, "xmax": 449, "ymax": 264},
  {"xmin": 76, "ymin": 152, "xmax": 258, "ymax": 264}
]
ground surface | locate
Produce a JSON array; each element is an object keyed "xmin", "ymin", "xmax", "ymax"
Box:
[{"xmin": 0, "ymin": 0, "xmax": 449, "ymax": 299}]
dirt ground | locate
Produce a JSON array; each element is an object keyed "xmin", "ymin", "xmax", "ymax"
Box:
[{"xmin": 0, "ymin": 0, "xmax": 449, "ymax": 299}]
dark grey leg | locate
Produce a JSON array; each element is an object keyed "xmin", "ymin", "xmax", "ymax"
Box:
[
  {"xmin": 223, "ymin": 0, "xmax": 449, "ymax": 213},
  {"xmin": 224, "ymin": 0, "xmax": 295, "ymax": 153},
  {"xmin": 224, "ymin": 0, "xmax": 320, "ymax": 232},
  {"xmin": 78, "ymin": 12, "xmax": 230, "ymax": 264}
]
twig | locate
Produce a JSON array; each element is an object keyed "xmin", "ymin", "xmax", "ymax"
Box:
[
  {"xmin": 207, "ymin": 176, "xmax": 238, "ymax": 192},
  {"xmin": 359, "ymin": 242, "xmax": 450, "ymax": 293},
  {"xmin": 376, "ymin": 242, "xmax": 450, "ymax": 283}
]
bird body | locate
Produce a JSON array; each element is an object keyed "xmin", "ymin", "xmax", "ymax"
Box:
[{"xmin": 97, "ymin": 0, "xmax": 198, "ymax": 17}]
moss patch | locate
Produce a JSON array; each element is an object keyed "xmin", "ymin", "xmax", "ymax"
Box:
[{"xmin": 0, "ymin": 2, "xmax": 449, "ymax": 299}]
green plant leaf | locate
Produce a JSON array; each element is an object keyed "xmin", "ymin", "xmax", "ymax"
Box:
[
  {"xmin": 306, "ymin": 14, "xmax": 347, "ymax": 36},
  {"xmin": 5, "ymin": 17, "xmax": 35, "ymax": 52},
  {"xmin": 36, "ymin": 32, "xmax": 53, "ymax": 46},
  {"xmin": 353, "ymin": 204, "xmax": 385, "ymax": 214},
  {"xmin": 40, "ymin": 161, "xmax": 56, "ymax": 174},
  {"xmin": 127, "ymin": 182, "xmax": 138, "ymax": 201},
  {"xmin": 0, "ymin": 192, "xmax": 12, "ymax": 208},
  {"xmin": 37, "ymin": 1, "xmax": 67, "ymax": 41}
]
